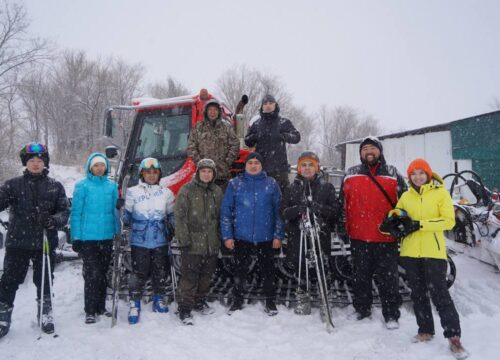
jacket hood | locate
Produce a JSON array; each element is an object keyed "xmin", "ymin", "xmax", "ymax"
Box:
[
  {"xmin": 202, "ymin": 99, "xmax": 222, "ymax": 122},
  {"xmin": 85, "ymin": 152, "xmax": 110, "ymax": 178}
]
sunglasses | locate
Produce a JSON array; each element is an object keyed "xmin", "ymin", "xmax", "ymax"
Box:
[{"xmin": 24, "ymin": 143, "xmax": 47, "ymax": 154}]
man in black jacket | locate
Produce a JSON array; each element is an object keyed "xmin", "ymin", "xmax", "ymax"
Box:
[
  {"xmin": 0, "ymin": 143, "xmax": 69, "ymax": 338},
  {"xmin": 244, "ymin": 94, "xmax": 300, "ymax": 193},
  {"xmin": 281, "ymin": 151, "xmax": 338, "ymax": 313}
]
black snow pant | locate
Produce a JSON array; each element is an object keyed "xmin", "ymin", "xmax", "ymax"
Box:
[
  {"xmin": 177, "ymin": 254, "xmax": 217, "ymax": 310},
  {"xmin": 233, "ymin": 240, "xmax": 277, "ymax": 300},
  {"xmin": 350, "ymin": 239, "xmax": 401, "ymax": 321},
  {"xmin": 128, "ymin": 245, "xmax": 169, "ymax": 300},
  {"xmin": 79, "ymin": 240, "xmax": 113, "ymax": 315},
  {"xmin": 400, "ymin": 257, "xmax": 461, "ymax": 338},
  {"xmin": 0, "ymin": 247, "xmax": 55, "ymax": 308},
  {"xmin": 267, "ymin": 171, "xmax": 290, "ymax": 195}
]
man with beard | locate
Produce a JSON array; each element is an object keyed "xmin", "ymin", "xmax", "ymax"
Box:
[
  {"xmin": 340, "ymin": 136, "xmax": 407, "ymax": 329},
  {"xmin": 244, "ymin": 95, "xmax": 300, "ymax": 193}
]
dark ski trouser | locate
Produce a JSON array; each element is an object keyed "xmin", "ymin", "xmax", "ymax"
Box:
[
  {"xmin": 0, "ymin": 247, "xmax": 54, "ymax": 308},
  {"xmin": 350, "ymin": 239, "xmax": 401, "ymax": 321},
  {"xmin": 267, "ymin": 171, "xmax": 290, "ymax": 194},
  {"xmin": 233, "ymin": 240, "xmax": 277, "ymax": 300},
  {"xmin": 400, "ymin": 257, "xmax": 461, "ymax": 338},
  {"xmin": 128, "ymin": 245, "xmax": 169, "ymax": 300},
  {"xmin": 177, "ymin": 254, "xmax": 217, "ymax": 309},
  {"xmin": 79, "ymin": 240, "xmax": 113, "ymax": 315}
]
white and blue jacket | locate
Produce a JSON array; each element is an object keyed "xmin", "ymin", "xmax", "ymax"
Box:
[{"xmin": 123, "ymin": 181, "xmax": 175, "ymax": 249}]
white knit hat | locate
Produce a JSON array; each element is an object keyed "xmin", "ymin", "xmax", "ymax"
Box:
[{"xmin": 89, "ymin": 155, "xmax": 107, "ymax": 170}]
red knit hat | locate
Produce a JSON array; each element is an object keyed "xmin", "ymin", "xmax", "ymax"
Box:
[{"xmin": 407, "ymin": 158, "xmax": 432, "ymax": 180}]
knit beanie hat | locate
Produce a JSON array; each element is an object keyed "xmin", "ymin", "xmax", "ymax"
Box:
[
  {"xmin": 89, "ymin": 155, "xmax": 107, "ymax": 170},
  {"xmin": 407, "ymin": 158, "xmax": 432, "ymax": 180},
  {"xmin": 297, "ymin": 151, "xmax": 320, "ymax": 175},
  {"xmin": 359, "ymin": 136, "xmax": 383, "ymax": 154},
  {"xmin": 245, "ymin": 152, "xmax": 263, "ymax": 164}
]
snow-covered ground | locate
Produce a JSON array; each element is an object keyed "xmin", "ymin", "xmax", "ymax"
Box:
[{"xmin": 1, "ymin": 165, "xmax": 499, "ymax": 359}]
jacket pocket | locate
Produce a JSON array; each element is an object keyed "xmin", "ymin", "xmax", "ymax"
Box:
[
  {"xmin": 132, "ymin": 222, "xmax": 147, "ymax": 243},
  {"xmin": 433, "ymin": 233, "xmax": 441, "ymax": 251}
]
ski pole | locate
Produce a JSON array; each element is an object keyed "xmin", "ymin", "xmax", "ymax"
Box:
[{"xmin": 38, "ymin": 234, "xmax": 46, "ymax": 339}]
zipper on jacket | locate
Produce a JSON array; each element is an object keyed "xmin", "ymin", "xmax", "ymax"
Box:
[{"xmin": 433, "ymin": 233, "xmax": 440, "ymax": 251}]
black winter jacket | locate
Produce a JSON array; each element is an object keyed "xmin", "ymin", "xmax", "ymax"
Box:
[
  {"xmin": 0, "ymin": 169, "xmax": 69, "ymax": 250},
  {"xmin": 281, "ymin": 172, "xmax": 338, "ymax": 261},
  {"xmin": 244, "ymin": 113, "xmax": 300, "ymax": 173}
]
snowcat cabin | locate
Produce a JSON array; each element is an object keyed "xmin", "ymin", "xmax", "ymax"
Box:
[{"xmin": 105, "ymin": 90, "xmax": 248, "ymax": 196}]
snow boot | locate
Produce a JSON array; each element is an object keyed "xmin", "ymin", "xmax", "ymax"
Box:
[
  {"xmin": 97, "ymin": 302, "xmax": 112, "ymax": 318},
  {"xmin": 385, "ymin": 319, "xmax": 399, "ymax": 330},
  {"xmin": 448, "ymin": 336, "xmax": 470, "ymax": 359},
  {"xmin": 294, "ymin": 292, "xmax": 311, "ymax": 315},
  {"xmin": 178, "ymin": 307, "xmax": 193, "ymax": 325},
  {"xmin": 347, "ymin": 309, "xmax": 371, "ymax": 321},
  {"xmin": 193, "ymin": 299, "xmax": 214, "ymax": 315},
  {"xmin": 227, "ymin": 297, "xmax": 244, "ymax": 315},
  {"xmin": 411, "ymin": 333, "xmax": 434, "ymax": 343},
  {"xmin": 85, "ymin": 313, "xmax": 96, "ymax": 324},
  {"xmin": 264, "ymin": 299, "xmax": 278, "ymax": 316},
  {"xmin": 152, "ymin": 295, "xmax": 169, "ymax": 313},
  {"xmin": 0, "ymin": 302, "xmax": 13, "ymax": 339},
  {"xmin": 37, "ymin": 297, "xmax": 55, "ymax": 334},
  {"xmin": 128, "ymin": 300, "xmax": 141, "ymax": 325}
]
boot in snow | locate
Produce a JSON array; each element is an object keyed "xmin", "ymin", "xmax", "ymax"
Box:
[
  {"xmin": 178, "ymin": 307, "xmax": 193, "ymax": 325},
  {"xmin": 128, "ymin": 300, "xmax": 141, "ymax": 325},
  {"xmin": 37, "ymin": 297, "xmax": 55, "ymax": 334},
  {"xmin": 264, "ymin": 299, "xmax": 278, "ymax": 316},
  {"xmin": 85, "ymin": 313, "xmax": 96, "ymax": 324},
  {"xmin": 152, "ymin": 295, "xmax": 169, "ymax": 313},
  {"xmin": 448, "ymin": 336, "xmax": 469, "ymax": 359},
  {"xmin": 0, "ymin": 302, "xmax": 13, "ymax": 339},
  {"xmin": 227, "ymin": 297, "xmax": 244, "ymax": 315},
  {"xmin": 193, "ymin": 299, "xmax": 214, "ymax": 315}
]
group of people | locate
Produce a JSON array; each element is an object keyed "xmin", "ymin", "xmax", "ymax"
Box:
[{"xmin": 0, "ymin": 94, "xmax": 468, "ymax": 358}]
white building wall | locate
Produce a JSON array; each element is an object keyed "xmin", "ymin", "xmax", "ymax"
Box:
[{"xmin": 344, "ymin": 130, "xmax": 471, "ymax": 178}]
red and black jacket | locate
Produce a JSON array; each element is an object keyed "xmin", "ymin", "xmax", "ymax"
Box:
[{"xmin": 340, "ymin": 161, "xmax": 407, "ymax": 242}]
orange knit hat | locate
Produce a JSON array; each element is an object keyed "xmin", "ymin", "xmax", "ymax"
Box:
[
  {"xmin": 297, "ymin": 151, "xmax": 320, "ymax": 175},
  {"xmin": 407, "ymin": 158, "xmax": 432, "ymax": 180}
]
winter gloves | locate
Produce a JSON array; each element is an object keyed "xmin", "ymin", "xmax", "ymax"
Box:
[{"xmin": 379, "ymin": 208, "xmax": 421, "ymax": 239}]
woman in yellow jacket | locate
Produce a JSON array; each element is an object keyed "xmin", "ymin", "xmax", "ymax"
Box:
[{"xmin": 395, "ymin": 159, "xmax": 468, "ymax": 359}]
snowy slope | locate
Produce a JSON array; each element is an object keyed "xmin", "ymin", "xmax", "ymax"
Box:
[{"xmin": 1, "ymin": 166, "xmax": 499, "ymax": 359}]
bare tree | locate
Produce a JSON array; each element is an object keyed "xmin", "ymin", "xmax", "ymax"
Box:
[
  {"xmin": 147, "ymin": 76, "xmax": 189, "ymax": 99},
  {"xmin": 0, "ymin": 1, "xmax": 48, "ymax": 93},
  {"xmin": 317, "ymin": 105, "xmax": 381, "ymax": 167}
]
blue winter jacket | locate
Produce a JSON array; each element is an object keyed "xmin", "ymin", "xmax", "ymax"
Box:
[
  {"xmin": 221, "ymin": 171, "xmax": 284, "ymax": 243},
  {"xmin": 70, "ymin": 153, "xmax": 120, "ymax": 241}
]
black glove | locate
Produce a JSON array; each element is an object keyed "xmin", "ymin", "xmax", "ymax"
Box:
[
  {"xmin": 166, "ymin": 222, "xmax": 175, "ymax": 241},
  {"xmin": 42, "ymin": 216, "xmax": 56, "ymax": 229},
  {"xmin": 72, "ymin": 240, "xmax": 83, "ymax": 253},
  {"xmin": 401, "ymin": 218, "xmax": 421, "ymax": 236},
  {"xmin": 285, "ymin": 204, "xmax": 307, "ymax": 219},
  {"xmin": 310, "ymin": 201, "xmax": 323, "ymax": 216}
]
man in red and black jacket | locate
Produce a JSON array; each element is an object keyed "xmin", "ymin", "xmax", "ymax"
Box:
[{"xmin": 340, "ymin": 136, "xmax": 407, "ymax": 329}]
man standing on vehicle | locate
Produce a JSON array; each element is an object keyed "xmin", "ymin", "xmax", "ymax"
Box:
[
  {"xmin": 0, "ymin": 143, "xmax": 69, "ymax": 338},
  {"xmin": 187, "ymin": 99, "xmax": 240, "ymax": 190},
  {"xmin": 244, "ymin": 94, "xmax": 301, "ymax": 193},
  {"xmin": 340, "ymin": 136, "xmax": 407, "ymax": 329}
]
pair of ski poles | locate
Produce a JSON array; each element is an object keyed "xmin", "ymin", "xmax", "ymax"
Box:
[{"xmin": 38, "ymin": 229, "xmax": 57, "ymax": 339}]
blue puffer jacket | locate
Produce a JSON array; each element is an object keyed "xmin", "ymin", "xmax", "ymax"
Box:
[
  {"xmin": 221, "ymin": 171, "xmax": 284, "ymax": 243},
  {"xmin": 70, "ymin": 153, "xmax": 120, "ymax": 241}
]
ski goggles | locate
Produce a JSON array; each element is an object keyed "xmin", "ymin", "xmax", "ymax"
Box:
[
  {"xmin": 140, "ymin": 157, "xmax": 161, "ymax": 170},
  {"xmin": 23, "ymin": 143, "xmax": 47, "ymax": 154}
]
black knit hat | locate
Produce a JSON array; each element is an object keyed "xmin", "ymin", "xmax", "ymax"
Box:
[
  {"xmin": 19, "ymin": 143, "xmax": 50, "ymax": 168},
  {"xmin": 245, "ymin": 152, "xmax": 263, "ymax": 164},
  {"xmin": 261, "ymin": 94, "xmax": 277, "ymax": 105}
]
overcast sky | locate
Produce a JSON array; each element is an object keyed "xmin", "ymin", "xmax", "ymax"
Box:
[{"xmin": 23, "ymin": 0, "xmax": 500, "ymax": 133}]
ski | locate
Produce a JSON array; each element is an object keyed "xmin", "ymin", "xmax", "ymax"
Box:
[{"xmin": 110, "ymin": 230, "xmax": 125, "ymax": 328}]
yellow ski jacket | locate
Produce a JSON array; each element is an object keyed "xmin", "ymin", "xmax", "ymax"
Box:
[{"xmin": 396, "ymin": 173, "xmax": 455, "ymax": 260}]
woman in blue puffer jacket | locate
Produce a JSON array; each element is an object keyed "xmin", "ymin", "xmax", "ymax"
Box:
[
  {"xmin": 71, "ymin": 153, "xmax": 119, "ymax": 324},
  {"xmin": 221, "ymin": 152, "xmax": 284, "ymax": 315}
]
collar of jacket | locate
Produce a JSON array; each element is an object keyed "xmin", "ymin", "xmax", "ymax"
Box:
[
  {"xmin": 138, "ymin": 180, "xmax": 160, "ymax": 190},
  {"xmin": 294, "ymin": 171, "xmax": 326, "ymax": 186},
  {"xmin": 409, "ymin": 172, "xmax": 444, "ymax": 195},
  {"xmin": 193, "ymin": 176, "xmax": 215, "ymax": 190},
  {"xmin": 260, "ymin": 111, "xmax": 279, "ymax": 121},
  {"xmin": 87, "ymin": 173, "xmax": 109, "ymax": 183},
  {"xmin": 23, "ymin": 168, "xmax": 49, "ymax": 180},
  {"xmin": 243, "ymin": 170, "xmax": 267, "ymax": 180},
  {"xmin": 203, "ymin": 116, "xmax": 222, "ymax": 127}
]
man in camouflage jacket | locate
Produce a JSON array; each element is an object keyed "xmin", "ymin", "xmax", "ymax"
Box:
[{"xmin": 187, "ymin": 99, "xmax": 240, "ymax": 189}]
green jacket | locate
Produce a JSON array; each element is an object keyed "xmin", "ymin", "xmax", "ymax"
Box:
[
  {"xmin": 174, "ymin": 176, "xmax": 223, "ymax": 256},
  {"xmin": 187, "ymin": 117, "xmax": 240, "ymax": 181}
]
